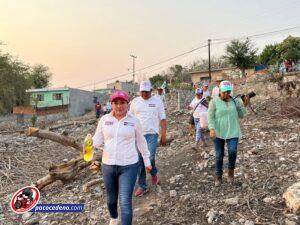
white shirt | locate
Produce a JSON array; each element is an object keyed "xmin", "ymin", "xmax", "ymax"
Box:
[
  {"xmin": 189, "ymin": 97, "xmax": 208, "ymax": 119},
  {"xmin": 203, "ymin": 90, "xmax": 210, "ymax": 98},
  {"xmin": 130, "ymin": 96, "xmax": 166, "ymax": 135},
  {"xmin": 92, "ymin": 112, "xmax": 150, "ymax": 167},
  {"xmin": 156, "ymin": 94, "xmax": 167, "ymax": 108}
]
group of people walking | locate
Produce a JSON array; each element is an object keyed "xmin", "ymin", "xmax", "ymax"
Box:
[{"xmin": 86, "ymin": 77, "xmax": 250, "ymax": 225}]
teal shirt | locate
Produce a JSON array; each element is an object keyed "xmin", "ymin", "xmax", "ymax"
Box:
[{"xmin": 208, "ymin": 97, "xmax": 247, "ymax": 139}]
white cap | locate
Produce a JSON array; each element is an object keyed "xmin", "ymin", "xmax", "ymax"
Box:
[{"xmin": 139, "ymin": 80, "xmax": 152, "ymax": 92}]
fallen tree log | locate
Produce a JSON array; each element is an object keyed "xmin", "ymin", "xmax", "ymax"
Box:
[
  {"xmin": 48, "ymin": 122, "xmax": 75, "ymax": 131},
  {"xmin": 25, "ymin": 127, "xmax": 82, "ymax": 151},
  {"xmin": 48, "ymin": 118, "xmax": 98, "ymax": 131},
  {"xmin": 25, "ymin": 127, "xmax": 101, "ymax": 190},
  {"xmin": 82, "ymin": 178, "xmax": 102, "ymax": 192}
]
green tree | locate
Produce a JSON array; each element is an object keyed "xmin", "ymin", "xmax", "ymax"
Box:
[
  {"xmin": 149, "ymin": 74, "xmax": 165, "ymax": 88},
  {"xmin": 224, "ymin": 39, "xmax": 258, "ymax": 77},
  {"xmin": 0, "ymin": 45, "xmax": 51, "ymax": 114},
  {"xmin": 277, "ymin": 35, "xmax": 300, "ymax": 63},
  {"xmin": 259, "ymin": 44, "xmax": 280, "ymax": 65},
  {"xmin": 168, "ymin": 64, "xmax": 183, "ymax": 83},
  {"xmin": 0, "ymin": 53, "xmax": 31, "ymax": 113},
  {"xmin": 28, "ymin": 64, "xmax": 52, "ymax": 88}
]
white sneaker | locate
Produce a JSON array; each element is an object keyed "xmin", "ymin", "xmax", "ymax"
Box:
[{"xmin": 109, "ymin": 218, "xmax": 119, "ymax": 225}]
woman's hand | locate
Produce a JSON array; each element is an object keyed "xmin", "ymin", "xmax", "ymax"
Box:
[
  {"xmin": 146, "ymin": 166, "xmax": 152, "ymax": 173},
  {"xmin": 210, "ymin": 129, "xmax": 216, "ymax": 139}
]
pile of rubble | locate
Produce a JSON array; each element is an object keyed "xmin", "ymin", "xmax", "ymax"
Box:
[{"xmin": 0, "ymin": 77, "xmax": 299, "ymax": 225}]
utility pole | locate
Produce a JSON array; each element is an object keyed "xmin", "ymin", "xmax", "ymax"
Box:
[
  {"xmin": 130, "ymin": 55, "xmax": 137, "ymax": 83},
  {"xmin": 208, "ymin": 39, "xmax": 211, "ymax": 81}
]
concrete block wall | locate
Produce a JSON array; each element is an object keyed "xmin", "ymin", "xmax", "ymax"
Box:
[
  {"xmin": 68, "ymin": 89, "xmax": 109, "ymax": 117},
  {"xmin": 69, "ymin": 88, "xmax": 94, "ymax": 117}
]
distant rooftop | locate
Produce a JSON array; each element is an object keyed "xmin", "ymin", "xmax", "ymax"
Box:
[
  {"xmin": 189, "ymin": 67, "xmax": 235, "ymax": 74},
  {"xmin": 26, "ymin": 87, "xmax": 69, "ymax": 93}
]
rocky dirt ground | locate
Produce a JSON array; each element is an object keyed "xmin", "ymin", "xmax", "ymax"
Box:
[{"xmin": 0, "ymin": 78, "xmax": 299, "ymax": 225}]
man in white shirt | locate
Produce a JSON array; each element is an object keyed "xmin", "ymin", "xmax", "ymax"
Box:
[
  {"xmin": 188, "ymin": 88, "xmax": 208, "ymax": 149},
  {"xmin": 130, "ymin": 80, "xmax": 167, "ymax": 197},
  {"xmin": 156, "ymin": 87, "xmax": 167, "ymax": 109}
]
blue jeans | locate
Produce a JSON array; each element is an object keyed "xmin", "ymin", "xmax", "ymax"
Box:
[
  {"xmin": 194, "ymin": 117, "xmax": 204, "ymax": 142},
  {"xmin": 137, "ymin": 133, "xmax": 159, "ymax": 190},
  {"xmin": 213, "ymin": 137, "xmax": 238, "ymax": 176},
  {"xmin": 102, "ymin": 162, "xmax": 139, "ymax": 225}
]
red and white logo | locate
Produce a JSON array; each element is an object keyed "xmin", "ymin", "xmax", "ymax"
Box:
[{"xmin": 11, "ymin": 186, "xmax": 40, "ymax": 214}]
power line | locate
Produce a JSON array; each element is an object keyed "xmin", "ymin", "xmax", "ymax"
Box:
[
  {"xmin": 76, "ymin": 25, "xmax": 300, "ymax": 89},
  {"xmin": 136, "ymin": 44, "xmax": 208, "ymax": 72},
  {"xmin": 76, "ymin": 43, "xmax": 208, "ymax": 89},
  {"xmin": 211, "ymin": 25, "xmax": 300, "ymax": 42}
]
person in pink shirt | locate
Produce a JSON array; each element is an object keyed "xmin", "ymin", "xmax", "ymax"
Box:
[{"xmin": 211, "ymin": 76, "xmax": 224, "ymax": 98}]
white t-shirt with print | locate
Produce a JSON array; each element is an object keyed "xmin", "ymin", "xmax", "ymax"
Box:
[{"xmin": 130, "ymin": 96, "xmax": 166, "ymax": 135}]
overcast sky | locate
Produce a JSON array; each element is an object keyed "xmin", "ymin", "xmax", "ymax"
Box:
[{"xmin": 1, "ymin": 0, "xmax": 300, "ymax": 89}]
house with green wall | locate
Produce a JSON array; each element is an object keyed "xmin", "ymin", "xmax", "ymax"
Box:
[
  {"xmin": 24, "ymin": 87, "xmax": 108, "ymax": 117},
  {"xmin": 27, "ymin": 88, "xmax": 70, "ymax": 108}
]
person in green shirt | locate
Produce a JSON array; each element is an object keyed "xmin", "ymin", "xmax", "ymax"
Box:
[{"xmin": 208, "ymin": 80, "xmax": 249, "ymax": 187}]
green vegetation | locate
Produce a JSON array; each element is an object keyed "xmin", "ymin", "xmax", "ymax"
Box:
[
  {"xmin": 0, "ymin": 44, "xmax": 52, "ymax": 114},
  {"xmin": 224, "ymin": 38, "xmax": 258, "ymax": 77}
]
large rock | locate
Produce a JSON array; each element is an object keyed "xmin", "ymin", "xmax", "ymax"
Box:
[{"xmin": 283, "ymin": 182, "xmax": 300, "ymax": 214}]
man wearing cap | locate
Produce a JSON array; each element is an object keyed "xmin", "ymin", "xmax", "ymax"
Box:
[
  {"xmin": 188, "ymin": 88, "xmax": 208, "ymax": 149},
  {"xmin": 202, "ymin": 81, "xmax": 211, "ymax": 98},
  {"xmin": 156, "ymin": 87, "xmax": 167, "ymax": 109},
  {"xmin": 130, "ymin": 80, "xmax": 167, "ymax": 197}
]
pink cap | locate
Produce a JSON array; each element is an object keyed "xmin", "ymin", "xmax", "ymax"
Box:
[{"xmin": 110, "ymin": 90, "xmax": 129, "ymax": 103}]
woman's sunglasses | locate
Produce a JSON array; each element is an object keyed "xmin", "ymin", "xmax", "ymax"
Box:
[{"xmin": 221, "ymin": 91, "xmax": 231, "ymax": 94}]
